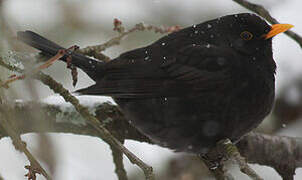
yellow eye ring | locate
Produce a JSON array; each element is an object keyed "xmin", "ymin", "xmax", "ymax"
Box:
[{"xmin": 240, "ymin": 31, "xmax": 253, "ymax": 40}]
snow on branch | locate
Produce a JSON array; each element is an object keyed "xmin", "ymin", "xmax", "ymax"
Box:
[{"xmin": 5, "ymin": 96, "xmax": 302, "ymax": 180}]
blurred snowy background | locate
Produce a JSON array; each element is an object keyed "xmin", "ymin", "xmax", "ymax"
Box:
[{"xmin": 0, "ymin": 0, "xmax": 301, "ymax": 179}]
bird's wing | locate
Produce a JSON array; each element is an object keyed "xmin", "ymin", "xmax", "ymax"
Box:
[
  {"xmin": 161, "ymin": 44, "xmax": 235, "ymax": 92},
  {"xmin": 77, "ymin": 44, "xmax": 235, "ymax": 98}
]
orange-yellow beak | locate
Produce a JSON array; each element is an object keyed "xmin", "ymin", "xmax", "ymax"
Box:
[{"xmin": 265, "ymin": 24, "xmax": 294, "ymax": 39}]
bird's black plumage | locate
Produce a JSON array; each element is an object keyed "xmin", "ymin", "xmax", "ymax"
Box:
[{"xmin": 18, "ymin": 13, "xmax": 281, "ymax": 154}]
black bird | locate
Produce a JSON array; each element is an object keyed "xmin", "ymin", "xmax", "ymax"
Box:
[{"xmin": 18, "ymin": 13, "xmax": 293, "ymax": 154}]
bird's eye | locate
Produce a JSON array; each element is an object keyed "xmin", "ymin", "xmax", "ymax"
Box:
[{"xmin": 240, "ymin": 31, "xmax": 253, "ymax": 40}]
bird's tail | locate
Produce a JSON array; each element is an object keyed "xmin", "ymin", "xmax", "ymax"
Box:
[{"xmin": 17, "ymin": 31, "xmax": 105, "ymax": 81}]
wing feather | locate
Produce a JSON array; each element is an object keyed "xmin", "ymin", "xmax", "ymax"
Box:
[{"xmin": 77, "ymin": 44, "xmax": 235, "ymax": 98}]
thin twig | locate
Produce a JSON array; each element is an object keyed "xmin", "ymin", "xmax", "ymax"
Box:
[
  {"xmin": 217, "ymin": 139, "xmax": 263, "ymax": 180},
  {"xmin": 109, "ymin": 138, "xmax": 128, "ymax": 180},
  {"xmin": 0, "ymin": 110, "xmax": 51, "ymax": 179},
  {"xmin": 200, "ymin": 155, "xmax": 235, "ymax": 180},
  {"xmin": 233, "ymin": 0, "xmax": 302, "ymax": 48},
  {"xmin": 0, "ymin": 57, "xmax": 23, "ymax": 73},
  {"xmin": 77, "ymin": 19, "xmax": 180, "ymax": 57},
  {"xmin": 1, "ymin": 83, "xmax": 302, "ymax": 179},
  {"xmin": 0, "ymin": 55, "xmax": 155, "ymax": 180},
  {"xmin": 0, "ymin": 50, "xmax": 64, "ymax": 88},
  {"xmin": 2, "ymin": 97, "xmax": 302, "ymax": 176},
  {"xmin": 37, "ymin": 72, "xmax": 155, "ymax": 180}
]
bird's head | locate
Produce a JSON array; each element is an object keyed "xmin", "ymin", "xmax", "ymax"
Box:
[
  {"xmin": 217, "ymin": 13, "xmax": 292, "ymax": 53},
  {"xmin": 202, "ymin": 13, "xmax": 293, "ymax": 74}
]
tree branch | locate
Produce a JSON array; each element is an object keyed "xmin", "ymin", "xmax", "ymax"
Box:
[
  {"xmin": 0, "ymin": 105, "xmax": 51, "ymax": 180},
  {"xmin": 2, "ymin": 9, "xmax": 302, "ymax": 178},
  {"xmin": 4, "ymin": 99, "xmax": 302, "ymax": 179},
  {"xmin": 0, "ymin": 52, "xmax": 155, "ymax": 180},
  {"xmin": 110, "ymin": 141, "xmax": 128, "ymax": 180},
  {"xmin": 77, "ymin": 18, "xmax": 180, "ymax": 60},
  {"xmin": 217, "ymin": 139, "xmax": 263, "ymax": 180},
  {"xmin": 36, "ymin": 73, "xmax": 155, "ymax": 180},
  {"xmin": 237, "ymin": 132, "xmax": 302, "ymax": 180}
]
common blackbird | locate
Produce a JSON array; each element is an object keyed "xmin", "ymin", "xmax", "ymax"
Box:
[{"xmin": 18, "ymin": 13, "xmax": 293, "ymax": 154}]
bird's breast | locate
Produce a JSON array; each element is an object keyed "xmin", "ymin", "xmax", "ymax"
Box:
[{"xmin": 115, "ymin": 73, "xmax": 275, "ymax": 154}]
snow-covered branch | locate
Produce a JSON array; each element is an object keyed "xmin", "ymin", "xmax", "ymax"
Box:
[{"xmin": 5, "ymin": 95, "xmax": 302, "ymax": 180}]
